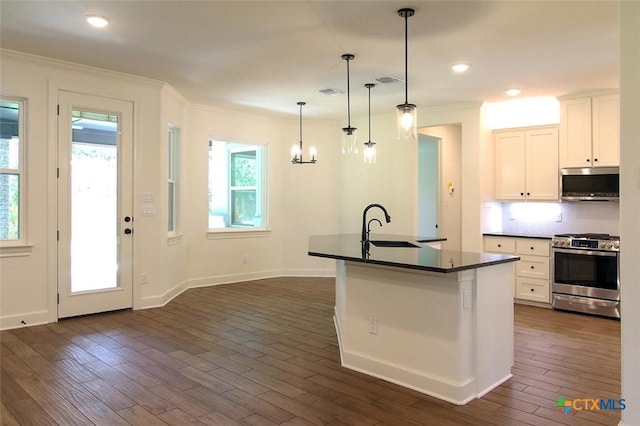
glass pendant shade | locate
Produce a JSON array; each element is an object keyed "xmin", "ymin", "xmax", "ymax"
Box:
[
  {"xmin": 364, "ymin": 142, "xmax": 376, "ymax": 164},
  {"xmin": 342, "ymin": 126, "xmax": 358, "ymax": 154},
  {"xmin": 396, "ymin": 102, "xmax": 417, "ymax": 141}
]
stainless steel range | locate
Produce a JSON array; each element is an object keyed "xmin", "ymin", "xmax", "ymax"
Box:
[{"xmin": 551, "ymin": 233, "xmax": 620, "ymax": 318}]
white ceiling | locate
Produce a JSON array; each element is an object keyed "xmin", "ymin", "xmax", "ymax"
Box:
[{"xmin": 0, "ymin": 1, "xmax": 619, "ymax": 120}]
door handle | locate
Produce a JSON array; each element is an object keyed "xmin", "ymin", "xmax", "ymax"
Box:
[
  {"xmin": 124, "ymin": 228, "xmax": 133, "ymax": 235},
  {"xmin": 124, "ymin": 216, "xmax": 132, "ymax": 222}
]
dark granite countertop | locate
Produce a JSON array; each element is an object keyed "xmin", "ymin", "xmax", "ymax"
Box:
[
  {"xmin": 309, "ymin": 234, "xmax": 520, "ymax": 274},
  {"xmin": 483, "ymin": 232, "xmax": 553, "ymax": 240}
]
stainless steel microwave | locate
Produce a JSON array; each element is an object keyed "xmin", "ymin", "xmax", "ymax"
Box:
[{"xmin": 560, "ymin": 167, "xmax": 619, "ymax": 201}]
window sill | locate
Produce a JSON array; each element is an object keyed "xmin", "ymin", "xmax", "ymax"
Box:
[
  {"xmin": 0, "ymin": 244, "xmax": 34, "ymax": 258},
  {"xmin": 167, "ymin": 233, "xmax": 183, "ymax": 246},
  {"xmin": 207, "ymin": 228, "xmax": 272, "ymax": 240}
]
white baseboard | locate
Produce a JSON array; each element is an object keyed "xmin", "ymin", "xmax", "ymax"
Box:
[
  {"xmin": 139, "ymin": 279, "xmax": 189, "ymax": 309},
  {"xmin": 341, "ymin": 349, "xmax": 477, "ymax": 405},
  {"xmin": 0, "ymin": 309, "xmax": 50, "ymax": 330},
  {"xmin": 139, "ymin": 269, "xmax": 335, "ymax": 310},
  {"xmin": 1, "ymin": 270, "xmax": 337, "ymax": 330}
]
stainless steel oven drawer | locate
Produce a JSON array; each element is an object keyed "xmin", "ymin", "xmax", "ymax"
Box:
[{"xmin": 552, "ymin": 294, "xmax": 620, "ymax": 318}]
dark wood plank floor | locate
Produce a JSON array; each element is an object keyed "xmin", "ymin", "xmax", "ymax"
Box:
[{"xmin": 1, "ymin": 277, "xmax": 621, "ymax": 425}]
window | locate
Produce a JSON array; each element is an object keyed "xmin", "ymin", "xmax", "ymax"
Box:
[
  {"xmin": 168, "ymin": 125, "xmax": 180, "ymax": 235},
  {"xmin": 0, "ymin": 97, "xmax": 25, "ymax": 243},
  {"xmin": 208, "ymin": 140, "xmax": 267, "ymax": 231}
]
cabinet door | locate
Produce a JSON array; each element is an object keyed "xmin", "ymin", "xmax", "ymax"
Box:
[
  {"xmin": 495, "ymin": 131, "xmax": 525, "ymax": 200},
  {"xmin": 484, "ymin": 236, "xmax": 516, "ymax": 253},
  {"xmin": 559, "ymin": 98, "xmax": 592, "ymax": 167},
  {"xmin": 592, "ymin": 94, "xmax": 619, "ymax": 166},
  {"xmin": 517, "ymin": 256, "xmax": 550, "ymax": 280},
  {"xmin": 516, "ymin": 277, "xmax": 550, "ymax": 303},
  {"xmin": 525, "ymin": 127, "xmax": 559, "ymax": 200},
  {"xmin": 515, "ymin": 238, "xmax": 550, "ymax": 257}
]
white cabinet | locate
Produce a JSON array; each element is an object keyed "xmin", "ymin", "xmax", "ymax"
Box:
[
  {"xmin": 484, "ymin": 235, "xmax": 551, "ymax": 303},
  {"xmin": 495, "ymin": 126, "xmax": 559, "ymax": 201},
  {"xmin": 514, "ymin": 238, "xmax": 550, "ymax": 303},
  {"xmin": 559, "ymin": 93, "xmax": 619, "ymax": 167}
]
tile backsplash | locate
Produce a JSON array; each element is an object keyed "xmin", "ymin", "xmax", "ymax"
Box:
[{"xmin": 500, "ymin": 202, "xmax": 619, "ymax": 236}]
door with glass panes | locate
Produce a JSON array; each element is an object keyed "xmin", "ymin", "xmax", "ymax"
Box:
[{"xmin": 57, "ymin": 91, "xmax": 133, "ymax": 318}]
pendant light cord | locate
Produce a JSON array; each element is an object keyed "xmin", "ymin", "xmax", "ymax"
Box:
[
  {"xmin": 404, "ymin": 12, "xmax": 408, "ymax": 104},
  {"xmin": 298, "ymin": 101, "xmax": 304, "ymax": 153},
  {"xmin": 346, "ymin": 57, "xmax": 352, "ymax": 126},
  {"xmin": 368, "ymin": 85, "xmax": 372, "ymax": 141}
]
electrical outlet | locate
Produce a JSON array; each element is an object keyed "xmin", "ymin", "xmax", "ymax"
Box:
[
  {"xmin": 368, "ymin": 318, "xmax": 378, "ymax": 335},
  {"xmin": 242, "ymin": 255, "xmax": 248, "ymax": 264},
  {"xmin": 141, "ymin": 272, "xmax": 148, "ymax": 284},
  {"xmin": 555, "ymin": 212, "xmax": 562, "ymax": 222}
]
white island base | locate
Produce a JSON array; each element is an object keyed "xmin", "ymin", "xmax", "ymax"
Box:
[{"xmin": 334, "ymin": 260, "xmax": 514, "ymax": 405}]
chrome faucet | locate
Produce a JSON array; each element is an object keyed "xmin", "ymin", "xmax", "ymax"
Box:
[{"xmin": 361, "ymin": 203, "xmax": 391, "ymax": 243}]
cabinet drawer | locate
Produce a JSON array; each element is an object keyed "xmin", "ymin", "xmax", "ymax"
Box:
[
  {"xmin": 517, "ymin": 256, "xmax": 550, "ymax": 279},
  {"xmin": 516, "ymin": 277, "xmax": 550, "ymax": 303},
  {"xmin": 484, "ymin": 236, "xmax": 515, "ymax": 253},
  {"xmin": 516, "ymin": 238, "xmax": 550, "ymax": 256}
]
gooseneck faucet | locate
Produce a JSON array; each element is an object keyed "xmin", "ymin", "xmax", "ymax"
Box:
[{"xmin": 361, "ymin": 203, "xmax": 391, "ymax": 243}]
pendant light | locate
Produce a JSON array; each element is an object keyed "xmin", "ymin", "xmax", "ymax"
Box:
[
  {"xmin": 290, "ymin": 102, "xmax": 317, "ymax": 164},
  {"xmin": 363, "ymin": 83, "xmax": 377, "ymax": 164},
  {"xmin": 396, "ymin": 8, "xmax": 417, "ymax": 141},
  {"xmin": 341, "ymin": 54, "xmax": 358, "ymax": 154}
]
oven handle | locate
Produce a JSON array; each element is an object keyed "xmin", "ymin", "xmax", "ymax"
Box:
[{"xmin": 552, "ymin": 247, "xmax": 618, "ymax": 257}]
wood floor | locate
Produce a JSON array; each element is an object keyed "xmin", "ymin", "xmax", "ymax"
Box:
[{"xmin": 1, "ymin": 277, "xmax": 621, "ymax": 425}]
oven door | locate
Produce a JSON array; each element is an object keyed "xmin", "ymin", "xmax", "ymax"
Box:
[{"xmin": 552, "ymin": 247, "xmax": 619, "ymax": 301}]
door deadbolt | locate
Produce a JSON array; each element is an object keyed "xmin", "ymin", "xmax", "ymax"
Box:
[{"xmin": 124, "ymin": 228, "xmax": 133, "ymax": 235}]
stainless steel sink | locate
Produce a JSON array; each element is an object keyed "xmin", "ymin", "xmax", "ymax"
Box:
[{"xmin": 369, "ymin": 240, "xmax": 420, "ymax": 248}]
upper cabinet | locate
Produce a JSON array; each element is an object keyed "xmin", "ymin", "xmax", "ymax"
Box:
[
  {"xmin": 559, "ymin": 93, "xmax": 619, "ymax": 167},
  {"xmin": 495, "ymin": 126, "xmax": 559, "ymax": 201}
]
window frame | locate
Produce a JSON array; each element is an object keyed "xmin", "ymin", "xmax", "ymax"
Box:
[
  {"xmin": 167, "ymin": 124, "xmax": 180, "ymax": 241},
  {"xmin": 229, "ymin": 149, "xmax": 258, "ymax": 227},
  {"xmin": 207, "ymin": 139, "xmax": 269, "ymax": 238},
  {"xmin": 0, "ymin": 95, "xmax": 27, "ymax": 249}
]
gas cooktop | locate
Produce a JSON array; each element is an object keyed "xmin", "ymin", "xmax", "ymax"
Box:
[
  {"xmin": 552, "ymin": 233, "xmax": 620, "ymax": 251},
  {"xmin": 554, "ymin": 233, "xmax": 620, "ymax": 240}
]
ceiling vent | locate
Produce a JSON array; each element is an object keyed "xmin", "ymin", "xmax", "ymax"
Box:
[
  {"xmin": 376, "ymin": 75, "xmax": 403, "ymax": 84},
  {"xmin": 319, "ymin": 87, "xmax": 344, "ymax": 96}
]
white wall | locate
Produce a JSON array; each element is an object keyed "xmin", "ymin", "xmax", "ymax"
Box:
[{"xmin": 620, "ymin": 1, "xmax": 640, "ymax": 424}]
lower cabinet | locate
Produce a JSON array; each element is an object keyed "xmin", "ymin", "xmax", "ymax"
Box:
[{"xmin": 484, "ymin": 235, "xmax": 551, "ymax": 303}]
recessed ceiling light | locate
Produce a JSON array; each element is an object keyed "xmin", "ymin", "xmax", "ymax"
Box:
[
  {"xmin": 506, "ymin": 88, "xmax": 522, "ymax": 96},
  {"xmin": 451, "ymin": 63, "xmax": 470, "ymax": 73},
  {"xmin": 85, "ymin": 15, "xmax": 110, "ymax": 28}
]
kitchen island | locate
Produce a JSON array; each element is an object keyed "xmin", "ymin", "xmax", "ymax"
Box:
[{"xmin": 309, "ymin": 234, "xmax": 520, "ymax": 405}]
